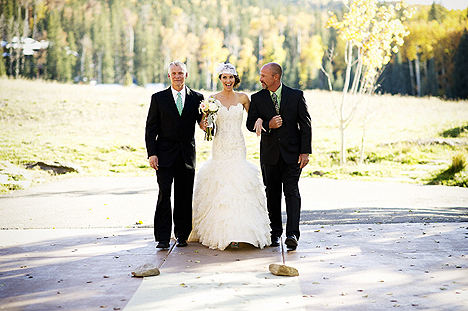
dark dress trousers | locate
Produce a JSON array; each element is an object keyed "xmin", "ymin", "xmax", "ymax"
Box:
[
  {"xmin": 246, "ymin": 85, "xmax": 312, "ymax": 239},
  {"xmin": 145, "ymin": 86, "xmax": 204, "ymax": 242}
]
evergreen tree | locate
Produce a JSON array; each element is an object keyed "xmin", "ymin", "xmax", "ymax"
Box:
[
  {"xmin": 0, "ymin": 0, "xmax": 17, "ymax": 20},
  {"xmin": 92, "ymin": 2, "xmax": 114, "ymax": 84},
  {"xmin": 110, "ymin": 0, "xmax": 126, "ymax": 84},
  {"xmin": 0, "ymin": 46, "xmax": 6, "ymax": 76},
  {"xmin": 452, "ymin": 29, "xmax": 468, "ymax": 99},
  {"xmin": 0, "ymin": 0, "xmax": 463, "ymax": 96},
  {"xmin": 67, "ymin": 31, "xmax": 78, "ymax": 81},
  {"xmin": 45, "ymin": 10, "xmax": 64, "ymax": 80},
  {"xmin": 0, "ymin": 13, "xmax": 6, "ymax": 77},
  {"xmin": 426, "ymin": 58, "xmax": 438, "ymax": 96},
  {"xmin": 428, "ymin": 2, "xmax": 446, "ymax": 23},
  {"xmin": 134, "ymin": 3, "xmax": 152, "ymax": 86}
]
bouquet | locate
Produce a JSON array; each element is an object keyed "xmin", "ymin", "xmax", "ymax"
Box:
[{"xmin": 199, "ymin": 97, "xmax": 221, "ymax": 141}]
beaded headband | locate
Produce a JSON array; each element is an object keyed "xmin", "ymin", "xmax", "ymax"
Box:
[{"xmin": 216, "ymin": 62, "xmax": 238, "ymax": 76}]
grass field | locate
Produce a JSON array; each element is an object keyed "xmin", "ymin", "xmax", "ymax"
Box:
[{"xmin": 1, "ymin": 78, "xmax": 468, "ymax": 193}]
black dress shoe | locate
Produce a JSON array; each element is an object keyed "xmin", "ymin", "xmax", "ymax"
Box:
[
  {"xmin": 156, "ymin": 241, "xmax": 170, "ymax": 249},
  {"xmin": 285, "ymin": 235, "xmax": 298, "ymax": 250},
  {"xmin": 270, "ymin": 236, "xmax": 280, "ymax": 247},
  {"xmin": 176, "ymin": 238, "xmax": 188, "ymax": 247}
]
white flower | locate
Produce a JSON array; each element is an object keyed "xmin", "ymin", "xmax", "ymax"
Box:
[{"xmin": 208, "ymin": 100, "xmax": 219, "ymax": 112}]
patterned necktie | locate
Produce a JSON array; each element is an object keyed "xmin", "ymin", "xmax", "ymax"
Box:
[
  {"xmin": 176, "ymin": 92, "xmax": 183, "ymax": 115},
  {"xmin": 272, "ymin": 93, "xmax": 279, "ymax": 114}
]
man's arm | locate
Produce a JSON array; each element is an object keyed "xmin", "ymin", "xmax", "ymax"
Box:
[
  {"xmin": 149, "ymin": 155, "xmax": 159, "ymax": 170},
  {"xmin": 246, "ymin": 96, "xmax": 259, "ymax": 132},
  {"xmin": 247, "ymin": 95, "xmax": 270, "ymax": 133},
  {"xmin": 195, "ymin": 93, "xmax": 207, "ymax": 131},
  {"xmin": 297, "ymin": 91, "xmax": 312, "ymax": 154},
  {"xmin": 145, "ymin": 93, "xmax": 159, "ymax": 158},
  {"xmin": 195, "ymin": 92, "xmax": 205, "ymax": 125}
]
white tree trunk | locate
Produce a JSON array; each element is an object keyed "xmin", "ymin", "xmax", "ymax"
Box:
[
  {"xmin": 339, "ymin": 42, "xmax": 354, "ymax": 165},
  {"xmin": 415, "ymin": 47, "xmax": 421, "ymax": 97},
  {"xmin": 409, "ymin": 59, "xmax": 415, "ymax": 96}
]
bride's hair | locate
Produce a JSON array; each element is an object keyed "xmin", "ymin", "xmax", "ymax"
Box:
[{"xmin": 219, "ymin": 74, "xmax": 241, "ymax": 88}]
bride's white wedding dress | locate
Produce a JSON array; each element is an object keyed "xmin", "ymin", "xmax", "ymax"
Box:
[{"xmin": 190, "ymin": 103, "xmax": 271, "ymax": 250}]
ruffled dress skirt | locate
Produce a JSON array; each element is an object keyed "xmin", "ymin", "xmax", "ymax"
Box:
[{"xmin": 189, "ymin": 104, "xmax": 271, "ymax": 250}]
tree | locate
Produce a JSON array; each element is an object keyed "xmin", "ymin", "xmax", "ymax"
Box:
[
  {"xmin": 325, "ymin": 0, "xmax": 412, "ymax": 165},
  {"xmin": 0, "ymin": 46, "xmax": 6, "ymax": 76},
  {"xmin": 92, "ymin": 1, "xmax": 114, "ymax": 84},
  {"xmin": 199, "ymin": 27, "xmax": 228, "ymax": 90},
  {"xmin": 452, "ymin": 29, "xmax": 468, "ymax": 99},
  {"xmin": 428, "ymin": 2, "xmax": 447, "ymax": 23},
  {"xmin": 0, "ymin": 14, "xmax": 6, "ymax": 76},
  {"xmin": 134, "ymin": 3, "xmax": 153, "ymax": 86},
  {"xmin": 110, "ymin": 0, "xmax": 126, "ymax": 84},
  {"xmin": 45, "ymin": 10, "xmax": 67, "ymax": 81},
  {"xmin": 237, "ymin": 37, "xmax": 258, "ymax": 90},
  {"xmin": 298, "ymin": 35, "xmax": 324, "ymax": 89}
]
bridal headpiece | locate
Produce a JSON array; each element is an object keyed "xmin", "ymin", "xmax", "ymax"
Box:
[{"xmin": 216, "ymin": 62, "xmax": 238, "ymax": 76}]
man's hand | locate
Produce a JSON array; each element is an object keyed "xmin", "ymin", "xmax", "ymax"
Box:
[
  {"xmin": 298, "ymin": 153, "xmax": 309, "ymax": 169},
  {"xmin": 149, "ymin": 155, "xmax": 159, "ymax": 170},
  {"xmin": 254, "ymin": 118, "xmax": 265, "ymax": 136},
  {"xmin": 269, "ymin": 115, "xmax": 282, "ymax": 129}
]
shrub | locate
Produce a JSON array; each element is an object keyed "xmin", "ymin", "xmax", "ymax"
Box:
[
  {"xmin": 449, "ymin": 152, "xmax": 467, "ymax": 174},
  {"xmin": 429, "ymin": 152, "xmax": 468, "ymax": 186}
]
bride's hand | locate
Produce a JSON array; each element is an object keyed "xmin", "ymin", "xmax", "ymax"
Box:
[
  {"xmin": 254, "ymin": 118, "xmax": 265, "ymax": 136},
  {"xmin": 199, "ymin": 115, "xmax": 208, "ymax": 131}
]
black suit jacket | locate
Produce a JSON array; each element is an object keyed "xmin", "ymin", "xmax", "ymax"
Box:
[
  {"xmin": 145, "ymin": 86, "xmax": 204, "ymax": 169},
  {"xmin": 246, "ymin": 85, "xmax": 312, "ymax": 165}
]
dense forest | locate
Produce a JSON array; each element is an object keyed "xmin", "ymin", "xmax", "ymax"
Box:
[{"xmin": 0, "ymin": 0, "xmax": 467, "ymax": 98}]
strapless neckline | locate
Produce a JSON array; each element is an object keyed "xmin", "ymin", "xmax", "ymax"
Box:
[{"xmin": 220, "ymin": 103, "xmax": 242, "ymax": 111}]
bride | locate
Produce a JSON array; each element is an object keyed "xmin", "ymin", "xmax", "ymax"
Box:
[{"xmin": 189, "ymin": 63, "xmax": 271, "ymax": 250}]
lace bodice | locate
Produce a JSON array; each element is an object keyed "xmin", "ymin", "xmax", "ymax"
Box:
[{"xmin": 212, "ymin": 103, "xmax": 246, "ymax": 161}]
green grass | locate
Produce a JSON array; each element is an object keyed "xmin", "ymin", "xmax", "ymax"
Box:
[
  {"xmin": 428, "ymin": 152, "xmax": 468, "ymax": 186},
  {"xmin": 1, "ymin": 78, "xmax": 468, "ymax": 193}
]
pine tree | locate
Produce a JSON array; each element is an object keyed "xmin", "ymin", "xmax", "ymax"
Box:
[
  {"xmin": 134, "ymin": 2, "xmax": 154, "ymax": 86},
  {"xmin": 428, "ymin": 2, "xmax": 446, "ymax": 23},
  {"xmin": 452, "ymin": 29, "xmax": 468, "ymax": 99},
  {"xmin": 45, "ymin": 10, "xmax": 64, "ymax": 80},
  {"xmin": 0, "ymin": 46, "xmax": 6, "ymax": 76}
]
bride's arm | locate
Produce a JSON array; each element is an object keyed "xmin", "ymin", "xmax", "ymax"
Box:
[
  {"xmin": 239, "ymin": 93, "xmax": 250, "ymax": 112},
  {"xmin": 241, "ymin": 94, "xmax": 265, "ymax": 136},
  {"xmin": 254, "ymin": 118, "xmax": 265, "ymax": 136}
]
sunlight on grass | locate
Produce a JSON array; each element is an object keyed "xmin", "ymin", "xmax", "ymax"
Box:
[{"xmin": 1, "ymin": 78, "xmax": 468, "ymax": 193}]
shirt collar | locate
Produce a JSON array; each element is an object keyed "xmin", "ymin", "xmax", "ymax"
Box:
[
  {"xmin": 171, "ymin": 86, "xmax": 186, "ymax": 102},
  {"xmin": 269, "ymin": 84, "xmax": 282, "ymax": 101},
  {"xmin": 171, "ymin": 86, "xmax": 185, "ymax": 96}
]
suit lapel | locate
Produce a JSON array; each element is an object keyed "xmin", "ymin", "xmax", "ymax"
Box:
[
  {"xmin": 262, "ymin": 89, "xmax": 277, "ymax": 115},
  {"xmin": 279, "ymin": 84, "xmax": 289, "ymax": 114},
  {"xmin": 183, "ymin": 86, "xmax": 194, "ymax": 115},
  {"xmin": 164, "ymin": 87, "xmax": 180, "ymax": 116}
]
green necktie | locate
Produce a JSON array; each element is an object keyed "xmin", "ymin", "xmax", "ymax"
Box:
[
  {"xmin": 272, "ymin": 93, "xmax": 279, "ymax": 114},
  {"xmin": 176, "ymin": 92, "xmax": 183, "ymax": 115}
]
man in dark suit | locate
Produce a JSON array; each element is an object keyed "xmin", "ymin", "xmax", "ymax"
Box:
[
  {"xmin": 145, "ymin": 61, "xmax": 205, "ymax": 249},
  {"xmin": 246, "ymin": 62, "xmax": 312, "ymax": 250}
]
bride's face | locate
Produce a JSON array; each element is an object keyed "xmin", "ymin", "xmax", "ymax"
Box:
[{"xmin": 220, "ymin": 74, "xmax": 235, "ymax": 91}]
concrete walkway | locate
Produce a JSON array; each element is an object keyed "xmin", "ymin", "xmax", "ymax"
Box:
[{"xmin": 0, "ymin": 177, "xmax": 467, "ymax": 310}]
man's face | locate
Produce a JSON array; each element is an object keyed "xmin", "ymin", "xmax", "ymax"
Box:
[
  {"xmin": 168, "ymin": 65, "xmax": 187, "ymax": 90},
  {"xmin": 259, "ymin": 65, "xmax": 278, "ymax": 91}
]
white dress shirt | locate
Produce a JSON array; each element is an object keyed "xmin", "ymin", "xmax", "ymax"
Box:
[{"xmin": 171, "ymin": 86, "xmax": 186, "ymax": 109}]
